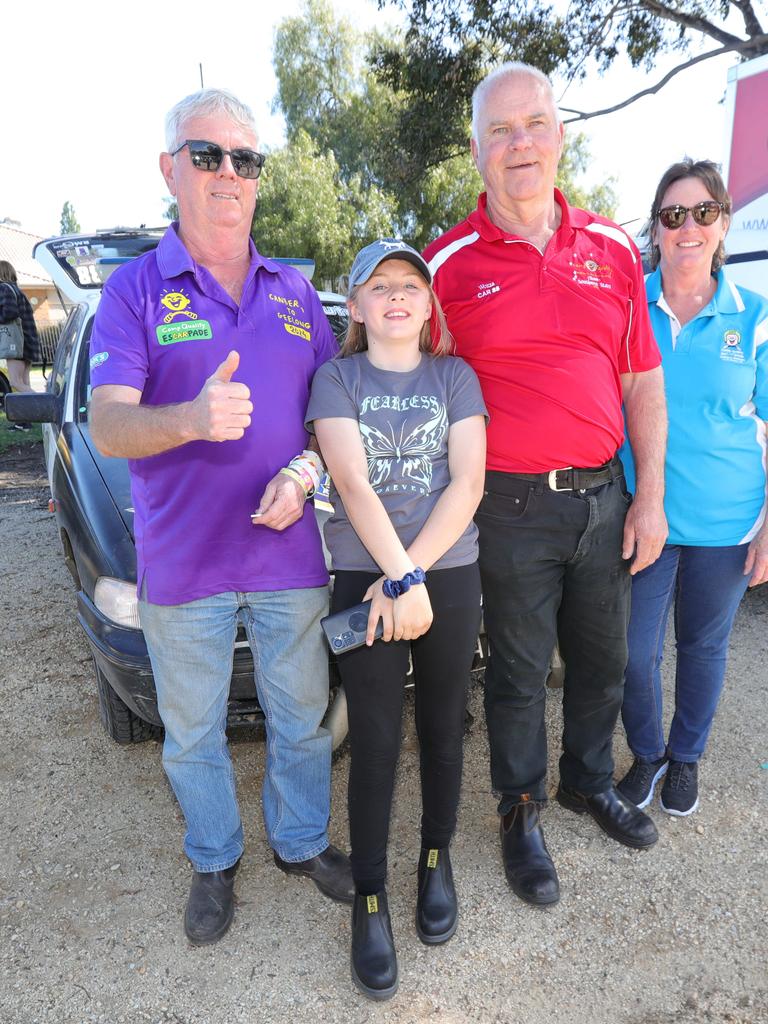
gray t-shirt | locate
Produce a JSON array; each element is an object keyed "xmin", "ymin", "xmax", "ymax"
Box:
[{"xmin": 306, "ymin": 352, "xmax": 488, "ymax": 571}]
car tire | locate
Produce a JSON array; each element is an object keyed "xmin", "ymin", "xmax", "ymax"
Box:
[
  {"xmin": 324, "ymin": 682, "xmax": 348, "ymax": 753},
  {"xmin": 93, "ymin": 659, "xmax": 162, "ymax": 744}
]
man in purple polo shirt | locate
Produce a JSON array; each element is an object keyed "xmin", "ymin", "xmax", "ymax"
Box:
[{"xmin": 89, "ymin": 88, "xmax": 353, "ymax": 945}]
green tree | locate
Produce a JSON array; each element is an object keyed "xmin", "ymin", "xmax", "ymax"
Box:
[
  {"xmin": 252, "ymin": 130, "xmax": 397, "ymax": 282},
  {"xmin": 274, "ymin": 0, "xmax": 403, "ymax": 193},
  {"xmin": 59, "ymin": 200, "xmax": 80, "ymax": 235},
  {"xmin": 163, "ymin": 198, "xmax": 179, "ymax": 221},
  {"xmin": 407, "ymin": 153, "xmax": 483, "ymax": 249},
  {"xmin": 273, "ymin": 0, "xmax": 616, "ymax": 249},
  {"xmin": 272, "ymin": 0, "xmax": 362, "ymax": 157},
  {"xmin": 376, "ymin": 1, "xmax": 768, "ymax": 129},
  {"xmin": 556, "ymin": 133, "xmax": 617, "ymax": 219}
]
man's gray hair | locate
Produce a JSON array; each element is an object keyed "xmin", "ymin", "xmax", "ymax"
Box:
[
  {"xmin": 471, "ymin": 62, "xmax": 559, "ymax": 140},
  {"xmin": 164, "ymin": 88, "xmax": 259, "ymax": 152}
]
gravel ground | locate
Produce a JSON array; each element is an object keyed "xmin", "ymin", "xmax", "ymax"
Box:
[{"xmin": 1, "ymin": 443, "xmax": 767, "ymax": 1024}]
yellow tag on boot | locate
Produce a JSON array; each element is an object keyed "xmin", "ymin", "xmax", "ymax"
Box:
[
  {"xmin": 427, "ymin": 849, "xmax": 439, "ymax": 869},
  {"xmin": 366, "ymin": 895, "xmax": 379, "ymax": 914}
]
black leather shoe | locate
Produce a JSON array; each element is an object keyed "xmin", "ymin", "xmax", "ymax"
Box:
[
  {"xmin": 274, "ymin": 843, "xmax": 354, "ymax": 903},
  {"xmin": 351, "ymin": 890, "xmax": 398, "ymax": 1001},
  {"xmin": 556, "ymin": 784, "xmax": 659, "ymax": 849},
  {"xmin": 500, "ymin": 802, "xmax": 560, "ymax": 906},
  {"xmin": 416, "ymin": 846, "xmax": 458, "ymax": 944},
  {"xmin": 184, "ymin": 859, "xmax": 239, "ymax": 945}
]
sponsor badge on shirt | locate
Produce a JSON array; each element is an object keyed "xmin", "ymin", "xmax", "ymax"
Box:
[{"xmin": 720, "ymin": 328, "xmax": 745, "ymax": 364}]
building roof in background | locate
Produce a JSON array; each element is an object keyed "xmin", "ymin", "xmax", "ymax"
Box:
[{"xmin": 0, "ymin": 223, "xmax": 52, "ymax": 286}]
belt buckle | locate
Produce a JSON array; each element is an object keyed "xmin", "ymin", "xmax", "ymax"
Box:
[{"xmin": 548, "ymin": 467, "xmax": 573, "ymax": 491}]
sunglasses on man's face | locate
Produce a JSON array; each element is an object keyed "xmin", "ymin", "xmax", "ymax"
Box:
[
  {"xmin": 656, "ymin": 201, "xmax": 724, "ymax": 230},
  {"xmin": 170, "ymin": 139, "xmax": 266, "ymax": 180}
]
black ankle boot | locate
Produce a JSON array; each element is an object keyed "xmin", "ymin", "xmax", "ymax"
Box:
[
  {"xmin": 416, "ymin": 846, "xmax": 458, "ymax": 945},
  {"xmin": 351, "ymin": 890, "xmax": 398, "ymax": 1001},
  {"xmin": 500, "ymin": 801, "xmax": 560, "ymax": 906},
  {"xmin": 184, "ymin": 859, "xmax": 240, "ymax": 945}
]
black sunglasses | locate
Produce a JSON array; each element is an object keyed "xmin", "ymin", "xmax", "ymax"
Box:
[
  {"xmin": 656, "ymin": 201, "xmax": 724, "ymax": 230},
  {"xmin": 170, "ymin": 139, "xmax": 266, "ymax": 180}
]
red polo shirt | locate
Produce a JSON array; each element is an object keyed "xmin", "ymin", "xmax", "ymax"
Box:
[{"xmin": 423, "ymin": 191, "xmax": 660, "ymax": 473}]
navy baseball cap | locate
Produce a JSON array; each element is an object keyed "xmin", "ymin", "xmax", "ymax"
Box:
[{"xmin": 348, "ymin": 239, "xmax": 432, "ymax": 288}]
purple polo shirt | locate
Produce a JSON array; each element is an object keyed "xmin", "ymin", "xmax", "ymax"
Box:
[{"xmin": 89, "ymin": 226, "xmax": 337, "ymax": 605}]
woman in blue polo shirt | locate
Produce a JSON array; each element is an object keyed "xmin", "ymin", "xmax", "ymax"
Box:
[{"xmin": 618, "ymin": 159, "xmax": 768, "ymax": 817}]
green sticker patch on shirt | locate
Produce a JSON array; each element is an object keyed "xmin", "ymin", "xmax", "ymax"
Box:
[{"xmin": 156, "ymin": 320, "xmax": 213, "ymax": 345}]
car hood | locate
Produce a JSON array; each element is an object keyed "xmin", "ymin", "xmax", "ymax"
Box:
[{"xmin": 81, "ymin": 423, "xmax": 135, "ymax": 538}]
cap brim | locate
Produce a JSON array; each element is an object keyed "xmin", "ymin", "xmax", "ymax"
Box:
[{"xmin": 378, "ymin": 251, "xmax": 432, "ymax": 284}]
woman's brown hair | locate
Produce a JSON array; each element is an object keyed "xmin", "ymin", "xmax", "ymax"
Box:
[
  {"xmin": 648, "ymin": 158, "xmax": 731, "ymax": 273},
  {"xmin": 0, "ymin": 260, "xmax": 19, "ymax": 284}
]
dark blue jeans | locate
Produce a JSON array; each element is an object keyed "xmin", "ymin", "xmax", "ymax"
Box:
[
  {"xmin": 476, "ymin": 470, "xmax": 632, "ymax": 811},
  {"xmin": 621, "ymin": 544, "xmax": 749, "ymax": 763}
]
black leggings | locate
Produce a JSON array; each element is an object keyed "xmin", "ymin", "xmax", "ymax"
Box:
[{"xmin": 332, "ymin": 562, "xmax": 482, "ymax": 893}]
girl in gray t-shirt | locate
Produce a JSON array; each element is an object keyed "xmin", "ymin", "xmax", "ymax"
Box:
[{"xmin": 306, "ymin": 239, "xmax": 487, "ymax": 1001}]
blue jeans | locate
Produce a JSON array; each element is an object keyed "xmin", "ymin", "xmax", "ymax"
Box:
[
  {"xmin": 621, "ymin": 544, "xmax": 749, "ymax": 764},
  {"xmin": 139, "ymin": 587, "xmax": 332, "ymax": 872}
]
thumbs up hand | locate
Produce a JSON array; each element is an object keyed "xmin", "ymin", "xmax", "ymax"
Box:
[
  {"xmin": 211, "ymin": 350, "xmax": 240, "ymax": 383},
  {"xmin": 190, "ymin": 350, "xmax": 253, "ymax": 441}
]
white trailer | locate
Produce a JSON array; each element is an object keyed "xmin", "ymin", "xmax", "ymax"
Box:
[{"xmin": 722, "ymin": 53, "xmax": 768, "ymax": 294}]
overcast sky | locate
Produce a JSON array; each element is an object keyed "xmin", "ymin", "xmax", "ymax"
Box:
[{"xmin": 4, "ymin": 0, "xmax": 736, "ymax": 238}]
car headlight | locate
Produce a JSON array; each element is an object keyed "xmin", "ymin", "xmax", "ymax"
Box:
[{"xmin": 93, "ymin": 577, "xmax": 141, "ymax": 628}]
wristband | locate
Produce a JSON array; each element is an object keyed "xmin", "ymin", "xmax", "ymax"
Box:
[
  {"xmin": 298, "ymin": 448, "xmax": 325, "ymax": 479},
  {"xmin": 286, "ymin": 451, "xmax": 323, "ymax": 496},
  {"xmin": 279, "ymin": 466, "xmax": 313, "ymax": 497},
  {"xmin": 382, "ymin": 567, "xmax": 426, "ymax": 599}
]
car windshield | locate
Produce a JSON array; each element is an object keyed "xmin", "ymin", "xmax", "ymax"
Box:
[
  {"xmin": 47, "ymin": 231, "xmax": 166, "ymax": 291},
  {"xmin": 322, "ymin": 302, "xmax": 349, "ymax": 341}
]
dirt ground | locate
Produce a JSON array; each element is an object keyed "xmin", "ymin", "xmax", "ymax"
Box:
[{"xmin": 1, "ymin": 442, "xmax": 766, "ymax": 1024}]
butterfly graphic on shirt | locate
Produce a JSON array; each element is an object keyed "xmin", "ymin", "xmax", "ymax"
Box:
[{"xmin": 359, "ymin": 405, "xmax": 448, "ymax": 493}]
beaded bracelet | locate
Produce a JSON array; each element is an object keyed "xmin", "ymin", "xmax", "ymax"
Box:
[{"xmin": 382, "ymin": 567, "xmax": 426, "ymax": 599}]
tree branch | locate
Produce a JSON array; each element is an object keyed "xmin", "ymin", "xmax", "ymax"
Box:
[
  {"xmin": 639, "ymin": 1, "xmax": 743, "ymax": 47},
  {"xmin": 731, "ymin": 0, "xmax": 764, "ymax": 38},
  {"xmin": 563, "ymin": 0, "xmax": 625, "ymax": 83},
  {"xmin": 560, "ymin": 35, "xmax": 768, "ymax": 123}
]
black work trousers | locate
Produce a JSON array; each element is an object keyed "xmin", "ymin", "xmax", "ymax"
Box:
[
  {"xmin": 332, "ymin": 563, "xmax": 482, "ymax": 893},
  {"xmin": 475, "ymin": 469, "xmax": 632, "ymax": 812}
]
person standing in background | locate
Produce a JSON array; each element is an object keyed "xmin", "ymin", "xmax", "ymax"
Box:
[{"xmin": 0, "ymin": 260, "xmax": 41, "ymax": 430}]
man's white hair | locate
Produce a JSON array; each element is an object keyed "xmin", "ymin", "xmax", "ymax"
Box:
[
  {"xmin": 471, "ymin": 62, "xmax": 559, "ymax": 140},
  {"xmin": 164, "ymin": 88, "xmax": 259, "ymax": 152}
]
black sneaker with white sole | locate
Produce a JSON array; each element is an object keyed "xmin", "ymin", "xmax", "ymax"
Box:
[
  {"xmin": 660, "ymin": 759, "xmax": 699, "ymax": 816},
  {"xmin": 616, "ymin": 756, "xmax": 668, "ymax": 809}
]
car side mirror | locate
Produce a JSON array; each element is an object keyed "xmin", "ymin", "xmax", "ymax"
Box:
[{"xmin": 5, "ymin": 392, "xmax": 64, "ymax": 425}]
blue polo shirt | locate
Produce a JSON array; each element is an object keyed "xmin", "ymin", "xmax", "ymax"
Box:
[
  {"xmin": 90, "ymin": 225, "xmax": 337, "ymax": 604},
  {"xmin": 620, "ymin": 267, "xmax": 768, "ymax": 546}
]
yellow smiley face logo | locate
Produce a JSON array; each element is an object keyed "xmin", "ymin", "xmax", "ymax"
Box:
[
  {"xmin": 160, "ymin": 290, "xmax": 199, "ymax": 323},
  {"xmin": 162, "ymin": 292, "xmax": 191, "ymax": 312}
]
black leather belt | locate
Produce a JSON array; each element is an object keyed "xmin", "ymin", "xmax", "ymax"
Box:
[{"xmin": 501, "ymin": 456, "xmax": 621, "ymax": 492}]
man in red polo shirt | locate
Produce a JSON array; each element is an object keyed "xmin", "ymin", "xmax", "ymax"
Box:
[{"xmin": 424, "ymin": 63, "xmax": 668, "ymax": 907}]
